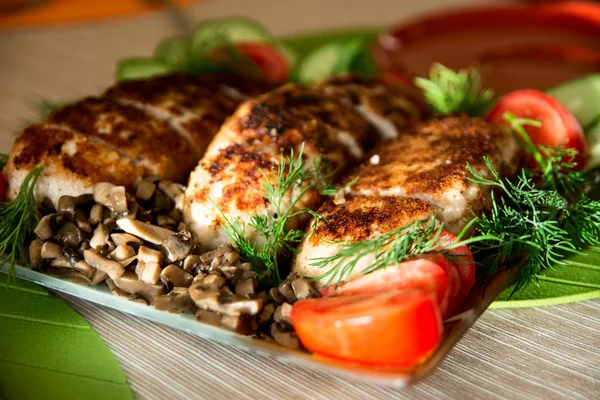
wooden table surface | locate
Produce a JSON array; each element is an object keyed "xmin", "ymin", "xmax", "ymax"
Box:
[{"xmin": 0, "ymin": 1, "xmax": 599, "ymax": 398}]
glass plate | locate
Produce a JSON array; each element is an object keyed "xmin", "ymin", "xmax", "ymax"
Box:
[{"xmin": 2, "ymin": 263, "xmax": 516, "ymax": 387}]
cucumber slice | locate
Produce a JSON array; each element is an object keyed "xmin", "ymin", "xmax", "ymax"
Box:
[
  {"xmin": 190, "ymin": 17, "xmax": 271, "ymax": 56},
  {"xmin": 295, "ymin": 37, "xmax": 369, "ymax": 84},
  {"xmin": 546, "ymin": 74, "xmax": 600, "ymax": 130},
  {"xmin": 586, "ymin": 121, "xmax": 600, "ymax": 170},
  {"xmin": 154, "ymin": 36, "xmax": 190, "ymax": 70},
  {"xmin": 116, "ymin": 58, "xmax": 171, "ymax": 81}
]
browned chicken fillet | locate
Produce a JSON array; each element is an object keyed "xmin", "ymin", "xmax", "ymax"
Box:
[
  {"xmin": 5, "ymin": 73, "xmax": 272, "ymax": 206},
  {"xmin": 5, "ymin": 125, "xmax": 145, "ymax": 204},
  {"xmin": 293, "ymin": 116, "xmax": 520, "ymax": 285},
  {"xmin": 293, "ymin": 195, "xmax": 435, "ymax": 285},
  {"xmin": 46, "ymin": 97, "xmax": 197, "ymax": 182},
  {"xmin": 105, "ymin": 73, "xmax": 274, "ymax": 156},
  {"xmin": 347, "ymin": 116, "xmax": 519, "ymax": 234},
  {"xmin": 316, "ymin": 74, "xmax": 424, "ymax": 140},
  {"xmin": 184, "ymin": 83, "xmax": 376, "ymax": 249}
]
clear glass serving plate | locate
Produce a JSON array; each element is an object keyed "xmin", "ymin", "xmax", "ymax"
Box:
[{"xmin": 2, "ymin": 263, "xmax": 517, "ymax": 387}]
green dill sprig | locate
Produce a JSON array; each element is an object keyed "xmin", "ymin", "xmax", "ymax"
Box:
[
  {"xmin": 216, "ymin": 144, "xmax": 337, "ymax": 284},
  {"xmin": 0, "ymin": 165, "xmax": 42, "ymax": 283},
  {"xmin": 414, "ymin": 63, "xmax": 494, "ymax": 117},
  {"xmin": 309, "ymin": 216, "xmax": 492, "ymax": 287}
]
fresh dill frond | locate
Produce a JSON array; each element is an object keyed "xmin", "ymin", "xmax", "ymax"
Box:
[
  {"xmin": 414, "ymin": 63, "xmax": 494, "ymax": 117},
  {"xmin": 0, "ymin": 165, "xmax": 42, "ymax": 283},
  {"xmin": 309, "ymin": 216, "xmax": 491, "ymax": 287},
  {"xmin": 215, "ymin": 144, "xmax": 338, "ymax": 284},
  {"xmin": 504, "ymin": 112, "xmax": 586, "ymax": 195}
]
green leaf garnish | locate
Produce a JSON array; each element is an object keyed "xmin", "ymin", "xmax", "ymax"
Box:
[
  {"xmin": 414, "ymin": 63, "xmax": 494, "ymax": 117},
  {"xmin": 0, "ymin": 164, "xmax": 42, "ymax": 284}
]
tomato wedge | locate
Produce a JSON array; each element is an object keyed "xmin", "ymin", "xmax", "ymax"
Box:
[
  {"xmin": 486, "ymin": 89, "xmax": 588, "ymax": 169},
  {"xmin": 236, "ymin": 42, "xmax": 289, "ymax": 83},
  {"xmin": 320, "ymin": 259, "xmax": 450, "ymax": 317},
  {"xmin": 291, "ymin": 290, "xmax": 442, "ymax": 367},
  {"xmin": 438, "ymin": 231, "xmax": 476, "ymax": 305}
]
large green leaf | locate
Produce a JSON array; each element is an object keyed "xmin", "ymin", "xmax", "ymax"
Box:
[
  {"xmin": 491, "ymin": 245, "xmax": 600, "ymax": 308},
  {"xmin": 0, "ymin": 274, "xmax": 132, "ymax": 400}
]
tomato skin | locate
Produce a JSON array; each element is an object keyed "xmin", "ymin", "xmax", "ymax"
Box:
[
  {"xmin": 291, "ymin": 290, "xmax": 442, "ymax": 367},
  {"xmin": 0, "ymin": 173, "xmax": 6, "ymax": 203},
  {"xmin": 486, "ymin": 89, "xmax": 588, "ymax": 169},
  {"xmin": 320, "ymin": 259, "xmax": 450, "ymax": 318},
  {"xmin": 235, "ymin": 42, "xmax": 289, "ymax": 83},
  {"xmin": 438, "ymin": 231, "xmax": 476, "ymax": 305}
]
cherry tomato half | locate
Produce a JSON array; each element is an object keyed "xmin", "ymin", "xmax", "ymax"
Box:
[
  {"xmin": 236, "ymin": 42, "xmax": 290, "ymax": 84},
  {"xmin": 486, "ymin": 89, "xmax": 588, "ymax": 169},
  {"xmin": 291, "ymin": 289, "xmax": 442, "ymax": 367}
]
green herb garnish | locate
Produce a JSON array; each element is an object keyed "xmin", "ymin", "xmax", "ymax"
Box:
[
  {"xmin": 414, "ymin": 63, "xmax": 494, "ymax": 117},
  {"xmin": 0, "ymin": 164, "xmax": 42, "ymax": 283},
  {"xmin": 216, "ymin": 145, "xmax": 337, "ymax": 284}
]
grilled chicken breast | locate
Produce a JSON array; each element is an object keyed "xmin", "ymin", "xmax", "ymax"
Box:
[
  {"xmin": 294, "ymin": 195, "xmax": 435, "ymax": 284},
  {"xmin": 5, "ymin": 73, "xmax": 273, "ymax": 206},
  {"xmin": 347, "ymin": 116, "xmax": 519, "ymax": 234},
  {"xmin": 183, "ymin": 83, "xmax": 377, "ymax": 250},
  {"xmin": 293, "ymin": 115, "xmax": 520, "ymax": 285}
]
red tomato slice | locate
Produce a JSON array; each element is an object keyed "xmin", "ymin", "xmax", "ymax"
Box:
[
  {"xmin": 236, "ymin": 42, "xmax": 289, "ymax": 84},
  {"xmin": 320, "ymin": 259, "xmax": 450, "ymax": 318},
  {"xmin": 436, "ymin": 231, "xmax": 476, "ymax": 308},
  {"xmin": 291, "ymin": 289, "xmax": 442, "ymax": 367},
  {"xmin": 486, "ymin": 89, "xmax": 588, "ymax": 169},
  {"xmin": 0, "ymin": 173, "xmax": 6, "ymax": 203}
]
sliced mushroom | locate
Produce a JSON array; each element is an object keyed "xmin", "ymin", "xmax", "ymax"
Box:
[
  {"xmin": 93, "ymin": 182, "xmax": 115, "ymax": 207},
  {"xmin": 219, "ymin": 266, "xmax": 242, "ymax": 282},
  {"xmin": 108, "ymin": 186, "xmax": 128, "ymax": 215},
  {"xmin": 89, "ymin": 223, "xmax": 109, "ymax": 249},
  {"xmin": 75, "ymin": 209, "xmax": 92, "ymax": 234},
  {"xmin": 291, "ymin": 278, "xmax": 320, "ymax": 299},
  {"xmin": 140, "ymin": 262, "xmax": 162, "ymax": 284},
  {"xmin": 109, "ymin": 244, "xmax": 136, "ymax": 261},
  {"xmin": 194, "ymin": 309, "xmax": 221, "ymax": 327},
  {"xmin": 74, "ymin": 193, "xmax": 94, "ymax": 206},
  {"xmin": 138, "ymin": 246, "xmax": 164, "ymax": 264},
  {"xmin": 57, "ymin": 221, "xmax": 83, "ymax": 248},
  {"xmin": 272, "ymin": 329, "xmax": 300, "ymax": 349},
  {"xmin": 116, "ymin": 218, "xmax": 174, "ymax": 245},
  {"xmin": 217, "ymin": 296, "xmax": 264, "ymax": 316},
  {"xmin": 50, "ymin": 258, "xmax": 71, "ymax": 268},
  {"xmin": 235, "ymin": 278, "xmax": 256, "ymax": 298},
  {"xmin": 277, "ymin": 280, "xmax": 296, "ymax": 303},
  {"xmin": 89, "ymin": 204, "xmax": 105, "ymax": 226},
  {"xmin": 41, "ymin": 242, "xmax": 63, "ymax": 259},
  {"xmin": 182, "ymin": 255, "xmax": 201, "ymax": 272},
  {"xmin": 110, "ymin": 233, "xmax": 142, "ymax": 246},
  {"xmin": 152, "ymin": 190, "xmax": 172, "ymax": 212},
  {"xmin": 91, "ymin": 269, "xmax": 108, "ymax": 285},
  {"xmin": 83, "ymin": 249, "xmax": 125, "ymax": 280},
  {"xmin": 135, "ymin": 180, "xmax": 156, "ymax": 201},
  {"xmin": 46, "ymin": 267, "xmax": 91, "ymax": 285},
  {"xmin": 57, "ymin": 195, "xmax": 76, "ymax": 221},
  {"xmin": 112, "ymin": 271, "xmax": 165, "ymax": 303},
  {"xmin": 34, "ymin": 214, "xmax": 58, "ymax": 240},
  {"xmin": 220, "ymin": 314, "xmax": 252, "ymax": 335},
  {"xmin": 220, "ymin": 286, "xmax": 235, "ymax": 297},
  {"xmin": 199, "ymin": 245, "xmax": 232, "ymax": 263},
  {"xmin": 257, "ymin": 302, "xmax": 275, "ymax": 326},
  {"xmin": 161, "ymin": 234, "xmax": 193, "ymax": 262},
  {"xmin": 223, "ymin": 251, "xmax": 240, "ymax": 265},
  {"xmin": 73, "ymin": 260, "xmax": 95, "ymax": 278},
  {"xmin": 273, "ymin": 303, "xmax": 293, "ymax": 324},
  {"xmin": 203, "ymin": 274, "xmax": 226, "ymax": 289},
  {"xmin": 268, "ymin": 287, "xmax": 287, "ymax": 304},
  {"xmin": 158, "ymin": 181, "xmax": 185, "ymax": 203},
  {"xmin": 160, "ymin": 264, "xmax": 193, "ymax": 287},
  {"xmin": 119, "ymin": 255, "xmax": 138, "ymax": 268},
  {"xmin": 154, "ymin": 287, "xmax": 195, "ymax": 313},
  {"xmin": 29, "ymin": 239, "xmax": 44, "ymax": 267}
]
